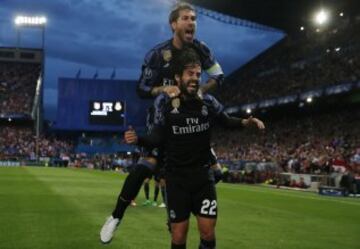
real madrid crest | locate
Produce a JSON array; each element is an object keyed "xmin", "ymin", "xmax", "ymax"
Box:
[
  {"xmin": 170, "ymin": 210, "xmax": 176, "ymax": 219},
  {"xmin": 171, "ymin": 97, "xmax": 180, "ymax": 108},
  {"xmin": 162, "ymin": 49, "xmax": 172, "ymax": 62},
  {"xmin": 171, "ymin": 97, "xmax": 180, "ymax": 114},
  {"xmin": 201, "ymin": 105, "xmax": 208, "ymax": 116}
]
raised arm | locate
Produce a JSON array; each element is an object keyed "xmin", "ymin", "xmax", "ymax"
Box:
[{"xmin": 194, "ymin": 41, "xmax": 224, "ymax": 94}]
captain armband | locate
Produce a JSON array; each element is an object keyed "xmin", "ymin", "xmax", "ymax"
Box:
[{"xmin": 206, "ymin": 63, "xmax": 224, "ymax": 87}]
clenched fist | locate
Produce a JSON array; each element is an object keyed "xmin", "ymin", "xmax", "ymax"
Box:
[{"xmin": 124, "ymin": 126, "xmax": 138, "ymax": 144}]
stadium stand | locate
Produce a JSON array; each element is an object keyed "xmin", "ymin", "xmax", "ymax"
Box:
[
  {"xmin": 211, "ymin": 15, "xmax": 360, "ymax": 193},
  {"xmin": 213, "ymin": 108, "xmax": 359, "ymax": 172},
  {"xmin": 0, "ymin": 49, "xmax": 76, "ymax": 165},
  {"xmin": 0, "ymin": 61, "xmax": 40, "ymax": 115},
  {"xmin": 220, "ymin": 20, "xmax": 360, "ymax": 105},
  {"xmin": 0, "ymin": 124, "xmax": 74, "ymax": 161}
]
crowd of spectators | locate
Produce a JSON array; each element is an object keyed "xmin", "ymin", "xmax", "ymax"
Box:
[
  {"xmin": 0, "ymin": 62, "xmax": 40, "ymax": 114},
  {"xmin": 0, "ymin": 125, "xmax": 137, "ymax": 173},
  {"xmin": 220, "ymin": 19, "xmax": 360, "ymax": 105},
  {"xmin": 212, "ymin": 109, "xmax": 360, "ymax": 177},
  {"xmin": 0, "ymin": 126, "xmax": 74, "ymax": 160}
]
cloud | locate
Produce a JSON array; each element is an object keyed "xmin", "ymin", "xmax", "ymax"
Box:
[
  {"xmin": 2, "ymin": 0, "xmax": 283, "ymax": 74},
  {"xmin": 1, "ymin": 0, "xmax": 284, "ymax": 120}
]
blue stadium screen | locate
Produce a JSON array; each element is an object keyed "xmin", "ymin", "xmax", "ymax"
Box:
[{"xmin": 56, "ymin": 78, "xmax": 152, "ymax": 131}]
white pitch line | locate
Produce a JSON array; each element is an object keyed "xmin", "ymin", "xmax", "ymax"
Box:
[{"xmin": 218, "ymin": 184, "xmax": 360, "ymax": 206}]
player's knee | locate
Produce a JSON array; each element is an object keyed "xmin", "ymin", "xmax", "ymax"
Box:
[
  {"xmin": 172, "ymin": 232, "xmax": 187, "ymax": 245},
  {"xmin": 171, "ymin": 223, "xmax": 188, "ymax": 245},
  {"xmin": 199, "ymin": 226, "xmax": 215, "ymax": 241}
]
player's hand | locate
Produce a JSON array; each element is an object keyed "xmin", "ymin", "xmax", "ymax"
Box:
[
  {"xmin": 124, "ymin": 126, "xmax": 138, "ymax": 144},
  {"xmin": 209, "ymin": 163, "xmax": 223, "ymax": 184},
  {"xmin": 163, "ymin": 86, "xmax": 180, "ymax": 98},
  {"xmin": 242, "ymin": 116, "xmax": 265, "ymax": 130}
]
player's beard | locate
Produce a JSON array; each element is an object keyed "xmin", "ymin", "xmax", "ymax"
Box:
[{"xmin": 180, "ymin": 79, "xmax": 199, "ymax": 97}]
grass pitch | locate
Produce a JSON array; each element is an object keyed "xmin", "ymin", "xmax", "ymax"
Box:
[{"xmin": 0, "ymin": 166, "xmax": 359, "ymax": 249}]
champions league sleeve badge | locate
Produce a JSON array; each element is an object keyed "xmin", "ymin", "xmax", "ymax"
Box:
[
  {"xmin": 171, "ymin": 97, "xmax": 180, "ymax": 114},
  {"xmin": 144, "ymin": 67, "xmax": 152, "ymax": 79}
]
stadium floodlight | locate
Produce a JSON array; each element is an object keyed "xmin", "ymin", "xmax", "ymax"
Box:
[
  {"xmin": 314, "ymin": 9, "xmax": 329, "ymax": 26},
  {"xmin": 14, "ymin": 15, "xmax": 47, "ymax": 49},
  {"xmin": 15, "ymin": 16, "xmax": 47, "ymax": 26}
]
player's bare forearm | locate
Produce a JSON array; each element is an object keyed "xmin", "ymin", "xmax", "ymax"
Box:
[
  {"xmin": 151, "ymin": 85, "xmax": 180, "ymax": 97},
  {"xmin": 219, "ymin": 113, "xmax": 265, "ymax": 130},
  {"xmin": 200, "ymin": 78, "xmax": 217, "ymax": 94},
  {"xmin": 150, "ymin": 86, "xmax": 166, "ymax": 96}
]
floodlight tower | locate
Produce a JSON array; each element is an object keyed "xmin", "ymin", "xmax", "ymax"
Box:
[
  {"xmin": 14, "ymin": 15, "xmax": 47, "ymax": 162},
  {"xmin": 15, "ymin": 16, "xmax": 47, "ymax": 49}
]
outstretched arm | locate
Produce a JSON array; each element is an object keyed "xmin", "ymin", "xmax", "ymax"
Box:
[{"xmin": 219, "ymin": 112, "xmax": 265, "ymax": 130}]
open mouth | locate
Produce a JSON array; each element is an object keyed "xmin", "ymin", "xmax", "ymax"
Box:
[
  {"xmin": 184, "ymin": 29, "xmax": 194, "ymax": 40},
  {"xmin": 188, "ymin": 82, "xmax": 198, "ymax": 91}
]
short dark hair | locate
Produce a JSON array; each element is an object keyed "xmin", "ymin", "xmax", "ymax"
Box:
[
  {"xmin": 168, "ymin": 2, "xmax": 196, "ymax": 25},
  {"xmin": 173, "ymin": 47, "xmax": 201, "ymax": 76}
]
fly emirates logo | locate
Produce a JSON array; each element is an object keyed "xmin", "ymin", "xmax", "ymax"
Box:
[{"xmin": 172, "ymin": 118, "xmax": 210, "ymax": 135}]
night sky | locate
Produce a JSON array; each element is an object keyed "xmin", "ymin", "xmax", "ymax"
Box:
[{"xmin": 0, "ymin": 0, "xmax": 284, "ymax": 120}]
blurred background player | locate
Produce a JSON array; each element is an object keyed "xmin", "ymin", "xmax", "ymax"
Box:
[
  {"xmin": 142, "ymin": 172, "xmax": 166, "ymax": 207},
  {"xmin": 142, "ymin": 177, "xmax": 152, "ymax": 206}
]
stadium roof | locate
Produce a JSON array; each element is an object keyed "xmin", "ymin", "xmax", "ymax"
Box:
[{"xmin": 187, "ymin": 0, "xmax": 360, "ymax": 33}]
